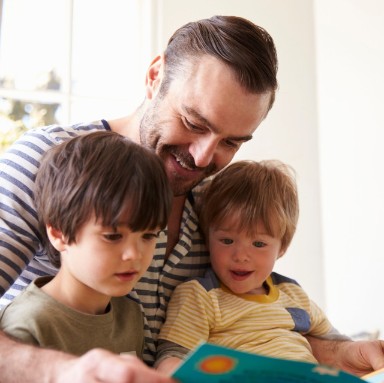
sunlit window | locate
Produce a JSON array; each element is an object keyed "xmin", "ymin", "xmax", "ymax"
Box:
[{"xmin": 0, "ymin": 0, "xmax": 154, "ymax": 150}]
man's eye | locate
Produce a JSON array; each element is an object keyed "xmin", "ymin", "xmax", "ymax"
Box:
[
  {"xmin": 222, "ymin": 139, "xmax": 242, "ymax": 150},
  {"xmin": 183, "ymin": 117, "xmax": 203, "ymax": 132},
  {"xmin": 103, "ymin": 233, "xmax": 122, "ymax": 241},
  {"xmin": 223, "ymin": 139, "xmax": 238, "ymax": 148},
  {"xmin": 253, "ymin": 241, "xmax": 266, "ymax": 248}
]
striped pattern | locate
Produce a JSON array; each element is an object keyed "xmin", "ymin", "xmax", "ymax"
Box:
[
  {"xmin": 0, "ymin": 121, "xmax": 210, "ymax": 365},
  {"xmin": 159, "ymin": 269, "xmax": 335, "ymax": 363},
  {"xmin": 0, "ymin": 121, "xmax": 105, "ymax": 304}
]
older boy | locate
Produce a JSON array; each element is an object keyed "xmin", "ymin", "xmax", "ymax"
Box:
[{"xmin": 1, "ymin": 131, "xmax": 172, "ymax": 357}]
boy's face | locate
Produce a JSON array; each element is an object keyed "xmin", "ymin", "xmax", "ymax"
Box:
[
  {"xmin": 208, "ymin": 216, "xmax": 284, "ymax": 295},
  {"xmin": 55, "ymin": 217, "xmax": 160, "ymax": 311},
  {"xmin": 140, "ymin": 55, "xmax": 271, "ymax": 196}
]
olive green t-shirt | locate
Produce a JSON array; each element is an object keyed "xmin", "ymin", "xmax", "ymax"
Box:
[{"xmin": 0, "ymin": 276, "xmax": 144, "ymax": 357}]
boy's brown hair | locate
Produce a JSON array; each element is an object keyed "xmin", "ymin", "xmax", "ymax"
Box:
[
  {"xmin": 34, "ymin": 131, "xmax": 172, "ymax": 268},
  {"xmin": 199, "ymin": 160, "xmax": 299, "ymax": 253}
]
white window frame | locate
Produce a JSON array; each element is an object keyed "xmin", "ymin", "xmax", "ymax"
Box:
[{"xmin": 0, "ymin": 0, "xmax": 161, "ymax": 127}]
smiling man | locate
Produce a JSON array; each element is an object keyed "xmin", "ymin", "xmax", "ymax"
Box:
[{"xmin": 138, "ymin": 55, "xmax": 272, "ymax": 196}]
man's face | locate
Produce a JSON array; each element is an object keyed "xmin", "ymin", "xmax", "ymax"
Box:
[{"xmin": 140, "ymin": 55, "xmax": 272, "ymax": 196}]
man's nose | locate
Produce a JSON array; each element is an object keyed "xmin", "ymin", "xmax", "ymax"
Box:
[{"xmin": 190, "ymin": 136, "xmax": 220, "ymax": 168}]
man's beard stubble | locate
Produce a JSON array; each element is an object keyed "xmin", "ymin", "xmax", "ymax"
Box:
[{"xmin": 139, "ymin": 100, "xmax": 217, "ymax": 196}]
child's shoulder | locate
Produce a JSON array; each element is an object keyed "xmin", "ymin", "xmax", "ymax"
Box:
[
  {"xmin": 178, "ymin": 268, "xmax": 220, "ymax": 293},
  {"xmin": 270, "ymin": 271, "xmax": 301, "ymax": 287},
  {"xmin": 0, "ymin": 277, "xmax": 53, "ymax": 325}
]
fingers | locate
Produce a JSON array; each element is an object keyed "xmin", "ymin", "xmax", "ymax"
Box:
[
  {"xmin": 367, "ymin": 340, "xmax": 384, "ymax": 371},
  {"xmin": 78, "ymin": 349, "xmax": 175, "ymax": 383}
]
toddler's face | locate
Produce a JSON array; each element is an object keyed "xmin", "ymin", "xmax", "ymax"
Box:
[{"xmin": 208, "ymin": 216, "xmax": 283, "ymax": 295}]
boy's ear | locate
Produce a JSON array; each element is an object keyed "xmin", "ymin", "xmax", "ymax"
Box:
[
  {"xmin": 145, "ymin": 55, "xmax": 164, "ymax": 100},
  {"xmin": 46, "ymin": 225, "xmax": 67, "ymax": 252},
  {"xmin": 278, "ymin": 247, "xmax": 286, "ymax": 259}
]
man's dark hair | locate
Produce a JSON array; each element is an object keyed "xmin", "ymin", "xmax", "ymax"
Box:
[{"xmin": 161, "ymin": 15, "xmax": 278, "ymax": 110}]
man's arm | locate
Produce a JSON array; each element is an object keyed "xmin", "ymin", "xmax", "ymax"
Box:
[
  {"xmin": 0, "ymin": 131, "xmax": 51, "ymax": 300},
  {"xmin": 0, "ymin": 331, "xmax": 175, "ymax": 383},
  {"xmin": 155, "ymin": 340, "xmax": 189, "ymax": 375},
  {"xmin": 308, "ymin": 335, "xmax": 384, "ymax": 376},
  {"xmin": 156, "ymin": 357, "xmax": 183, "ymax": 375}
]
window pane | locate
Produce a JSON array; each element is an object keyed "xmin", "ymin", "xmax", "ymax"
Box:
[
  {"xmin": 71, "ymin": 0, "xmax": 146, "ymax": 103},
  {"xmin": 0, "ymin": 96, "xmax": 60, "ymax": 126},
  {"xmin": 0, "ymin": 0, "xmax": 69, "ymax": 92},
  {"xmin": 0, "ymin": 97, "xmax": 61, "ymax": 151},
  {"xmin": 0, "ymin": 0, "xmax": 153, "ymax": 144}
]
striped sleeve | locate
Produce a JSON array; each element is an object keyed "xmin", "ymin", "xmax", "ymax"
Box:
[
  {"xmin": 0, "ymin": 122, "xmax": 107, "ymax": 304},
  {"xmin": 158, "ymin": 280, "xmax": 214, "ymax": 351},
  {"xmin": 0, "ymin": 130, "xmax": 54, "ymax": 300},
  {"xmin": 308, "ymin": 299, "xmax": 338, "ymax": 337}
]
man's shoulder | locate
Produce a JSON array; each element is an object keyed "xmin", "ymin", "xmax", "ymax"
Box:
[
  {"xmin": 189, "ymin": 176, "xmax": 214, "ymax": 214},
  {"xmin": 26, "ymin": 120, "xmax": 106, "ymax": 143},
  {"xmin": 191, "ymin": 176, "xmax": 213, "ymax": 195},
  {"xmin": 5, "ymin": 120, "xmax": 107, "ymax": 155}
]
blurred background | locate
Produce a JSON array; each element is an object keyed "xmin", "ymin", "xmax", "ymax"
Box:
[{"xmin": 1, "ymin": 0, "xmax": 383, "ymax": 339}]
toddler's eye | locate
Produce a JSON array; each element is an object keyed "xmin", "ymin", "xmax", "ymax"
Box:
[
  {"xmin": 253, "ymin": 241, "xmax": 266, "ymax": 248},
  {"xmin": 220, "ymin": 238, "xmax": 233, "ymax": 245}
]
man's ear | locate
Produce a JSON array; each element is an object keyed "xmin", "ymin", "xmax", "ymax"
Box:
[
  {"xmin": 145, "ymin": 55, "xmax": 164, "ymax": 100},
  {"xmin": 46, "ymin": 225, "xmax": 67, "ymax": 252}
]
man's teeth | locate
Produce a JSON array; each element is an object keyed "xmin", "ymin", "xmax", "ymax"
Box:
[{"xmin": 176, "ymin": 157, "xmax": 194, "ymax": 170}]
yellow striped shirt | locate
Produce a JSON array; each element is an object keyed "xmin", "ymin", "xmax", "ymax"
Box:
[{"xmin": 159, "ymin": 269, "xmax": 335, "ymax": 363}]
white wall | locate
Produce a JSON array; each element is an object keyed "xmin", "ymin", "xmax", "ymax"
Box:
[
  {"xmin": 156, "ymin": 0, "xmax": 384, "ymax": 337},
  {"xmin": 315, "ymin": 0, "xmax": 384, "ymax": 337},
  {"xmin": 156, "ymin": 0, "xmax": 325, "ymax": 306}
]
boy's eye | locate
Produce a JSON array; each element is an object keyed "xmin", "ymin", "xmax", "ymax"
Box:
[
  {"xmin": 142, "ymin": 232, "xmax": 160, "ymax": 241},
  {"xmin": 220, "ymin": 238, "xmax": 233, "ymax": 245},
  {"xmin": 103, "ymin": 233, "xmax": 122, "ymax": 241},
  {"xmin": 253, "ymin": 241, "xmax": 266, "ymax": 248}
]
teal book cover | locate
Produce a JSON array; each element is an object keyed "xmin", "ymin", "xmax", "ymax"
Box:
[{"xmin": 172, "ymin": 342, "xmax": 384, "ymax": 383}]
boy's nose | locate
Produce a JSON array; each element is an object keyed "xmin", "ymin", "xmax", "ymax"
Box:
[
  {"xmin": 122, "ymin": 244, "xmax": 141, "ymax": 261},
  {"xmin": 232, "ymin": 247, "xmax": 249, "ymax": 263}
]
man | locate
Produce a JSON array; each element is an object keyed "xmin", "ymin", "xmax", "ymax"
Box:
[{"xmin": 0, "ymin": 15, "xmax": 383, "ymax": 383}]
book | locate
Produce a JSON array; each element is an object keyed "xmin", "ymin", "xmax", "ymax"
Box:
[
  {"xmin": 171, "ymin": 342, "xmax": 384, "ymax": 383},
  {"xmin": 363, "ymin": 369, "xmax": 384, "ymax": 383}
]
